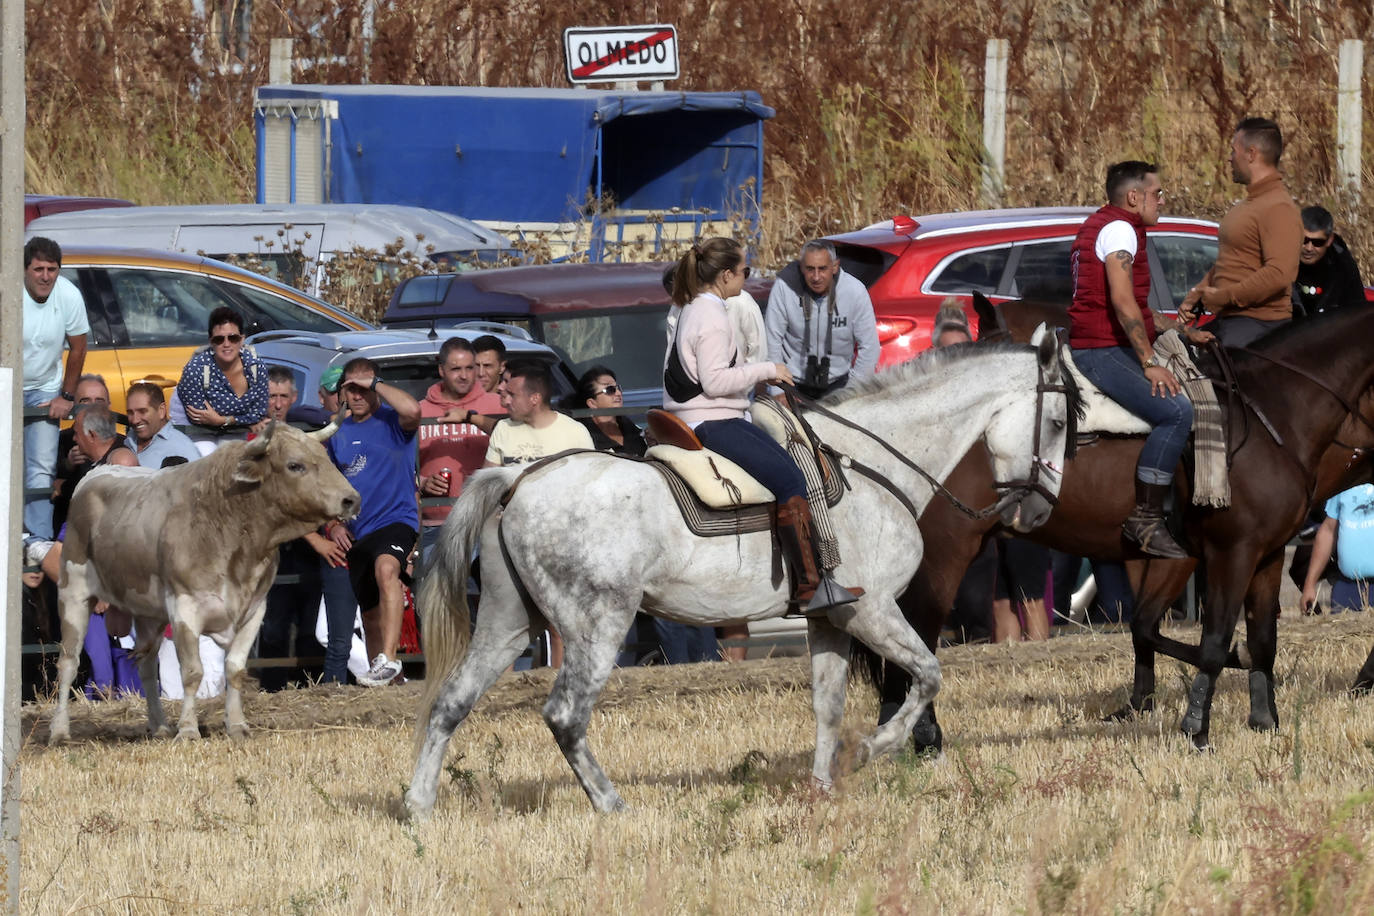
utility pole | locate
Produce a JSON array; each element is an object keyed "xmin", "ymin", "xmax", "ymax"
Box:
[{"xmin": 0, "ymin": 0, "xmax": 26, "ymax": 907}]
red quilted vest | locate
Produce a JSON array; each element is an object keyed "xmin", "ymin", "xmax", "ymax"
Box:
[{"xmin": 1068, "ymin": 205, "xmax": 1155, "ymax": 349}]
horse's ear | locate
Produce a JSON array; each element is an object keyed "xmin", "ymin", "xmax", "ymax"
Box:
[
  {"xmin": 1032, "ymin": 322, "xmax": 1060, "ymax": 373},
  {"xmin": 972, "ymin": 291, "xmax": 1003, "ymax": 337}
]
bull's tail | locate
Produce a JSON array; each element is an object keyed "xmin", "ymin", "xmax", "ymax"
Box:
[{"xmin": 413, "ymin": 467, "xmax": 518, "ymax": 755}]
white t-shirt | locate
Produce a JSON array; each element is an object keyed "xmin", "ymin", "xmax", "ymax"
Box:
[
  {"xmin": 22, "ymin": 275, "xmax": 90, "ymax": 391},
  {"xmin": 1094, "ymin": 220, "xmax": 1139, "ymax": 262},
  {"xmin": 485, "ymin": 412, "xmax": 593, "ymax": 466}
]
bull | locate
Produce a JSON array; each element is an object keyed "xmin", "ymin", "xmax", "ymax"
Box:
[{"xmin": 47, "ymin": 419, "xmax": 359, "ymax": 743}]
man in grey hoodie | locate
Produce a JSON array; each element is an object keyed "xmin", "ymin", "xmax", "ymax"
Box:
[{"xmin": 765, "ymin": 239, "xmax": 881, "ymax": 398}]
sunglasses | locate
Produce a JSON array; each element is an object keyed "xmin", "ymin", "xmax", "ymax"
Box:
[
  {"xmin": 737, "ymin": 266, "xmax": 752, "ymax": 278},
  {"xmin": 210, "ymin": 333, "xmax": 243, "ymax": 345},
  {"xmin": 594, "ymin": 384, "xmax": 621, "ymax": 396},
  {"xmin": 1302, "ymin": 235, "xmax": 1331, "ymax": 248}
]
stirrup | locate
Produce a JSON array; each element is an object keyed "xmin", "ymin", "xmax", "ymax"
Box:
[{"xmin": 783, "ymin": 575, "xmax": 865, "ymax": 618}]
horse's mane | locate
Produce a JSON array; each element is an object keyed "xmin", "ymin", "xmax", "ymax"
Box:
[{"xmin": 821, "ymin": 338, "xmax": 1085, "ymax": 454}]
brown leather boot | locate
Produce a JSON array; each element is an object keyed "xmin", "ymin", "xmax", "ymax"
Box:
[
  {"xmin": 1123, "ymin": 480, "xmax": 1189, "ymax": 559},
  {"xmin": 776, "ymin": 496, "xmax": 863, "ymax": 617}
]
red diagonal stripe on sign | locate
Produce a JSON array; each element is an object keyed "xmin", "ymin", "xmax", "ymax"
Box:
[{"xmin": 570, "ymin": 29, "xmax": 674, "ymax": 79}]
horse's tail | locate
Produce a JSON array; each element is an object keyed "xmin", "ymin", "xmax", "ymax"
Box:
[{"xmin": 413, "ymin": 467, "xmax": 518, "ymax": 756}]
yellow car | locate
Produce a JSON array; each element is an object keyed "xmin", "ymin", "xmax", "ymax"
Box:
[{"xmin": 55, "ymin": 247, "xmax": 372, "ymax": 415}]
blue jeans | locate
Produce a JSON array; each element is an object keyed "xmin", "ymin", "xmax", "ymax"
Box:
[
  {"xmin": 1073, "ymin": 346, "xmax": 1193, "ymax": 485},
  {"xmin": 694, "ymin": 418, "xmax": 807, "ymax": 502},
  {"xmin": 320, "ymin": 561, "xmax": 357, "ymax": 684},
  {"xmin": 1330, "ymin": 577, "xmax": 1371, "ymax": 614},
  {"xmin": 653, "ymin": 619, "xmax": 721, "ymax": 664},
  {"xmin": 23, "ymin": 388, "xmax": 59, "ymax": 540}
]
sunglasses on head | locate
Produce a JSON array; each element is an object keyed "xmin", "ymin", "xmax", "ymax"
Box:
[
  {"xmin": 1302, "ymin": 235, "xmax": 1331, "ymax": 248},
  {"xmin": 210, "ymin": 333, "xmax": 243, "ymax": 345},
  {"xmin": 594, "ymin": 384, "xmax": 621, "ymax": 396}
]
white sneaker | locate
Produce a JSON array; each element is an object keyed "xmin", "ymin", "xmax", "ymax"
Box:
[{"xmin": 357, "ymin": 653, "xmax": 403, "ymax": 687}]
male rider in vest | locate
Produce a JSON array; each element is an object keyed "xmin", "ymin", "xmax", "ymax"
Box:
[{"xmin": 1069, "ymin": 161, "xmax": 1211, "ymax": 558}]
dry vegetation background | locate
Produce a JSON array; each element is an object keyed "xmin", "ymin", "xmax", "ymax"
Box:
[
  {"xmin": 19, "ymin": 615, "xmax": 1374, "ymax": 913},
  {"xmin": 25, "ymin": 0, "xmax": 1374, "ymax": 271}
]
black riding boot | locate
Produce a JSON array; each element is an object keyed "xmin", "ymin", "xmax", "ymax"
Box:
[
  {"xmin": 1123, "ymin": 480, "xmax": 1189, "ymax": 559},
  {"xmin": 776, "ymin": 496, "xmax": 863, "ymax": 617}
]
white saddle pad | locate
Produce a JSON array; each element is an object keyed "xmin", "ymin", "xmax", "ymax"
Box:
[
  {"xmin": 646, "ymin": 444, "xmax": 775, "ymax": 509},
  {"xmin": 1062, "ymin": 349, "xmax": 1152, "ymax": 436}
]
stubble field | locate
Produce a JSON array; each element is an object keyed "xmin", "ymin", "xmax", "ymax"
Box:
[{"xmin": 17, "ymin": 611, "xmax": 1374, "ymax": 914}]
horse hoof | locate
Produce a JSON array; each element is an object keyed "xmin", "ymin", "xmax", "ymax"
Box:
[
  {"xmin": 1247, "ymin": 714, "xmax": 1278, "ymax": 733},
  {"xmin": 403, "ymin": 793, "xmax": 433, "ymax": 823},
  {"xmin": 1350, "ymin": 678, "xmax": 1374, "ymax": 697},
  {"xmin": 47, "ymin": 728, "xmax": 69, "ymax": 747},
  {"xmin": 174, "ymin": 727, "xmax": 202, "ymax": 742},
  {"xmin": 226, "ymin": 725, "xmax": 250, "ymax": 742},
  {"xmin": 1102, "ymin": 705, "xmax": 1135, "ymax": 722},
  {"xmin": 152, "ymin": 725, "xmax": 176, "ymax": 739}
]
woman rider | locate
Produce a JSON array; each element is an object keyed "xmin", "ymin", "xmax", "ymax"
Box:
[{"xmin": 663, "ymin": 237, "xmax": 859, "ymax": 614}]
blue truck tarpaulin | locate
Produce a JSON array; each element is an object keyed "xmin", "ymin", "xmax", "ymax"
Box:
[{"xmin": 254, "ymin": 85, "xmax": 774, "ymax": 225}]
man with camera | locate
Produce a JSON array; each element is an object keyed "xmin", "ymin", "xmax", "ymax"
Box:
[{"xmin": 765, "ymin": 239, "xmax": 880, "ymax": 399}]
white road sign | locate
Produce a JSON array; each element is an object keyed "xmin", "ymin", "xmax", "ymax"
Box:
[{"xmin": 563, "ymin": 25, "xmax": 679, "ymax": 84}]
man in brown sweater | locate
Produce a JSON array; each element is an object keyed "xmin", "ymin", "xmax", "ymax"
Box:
[{"xmin": 1179, "ymin": 117, "xmax": 1301, "ymax": 347}]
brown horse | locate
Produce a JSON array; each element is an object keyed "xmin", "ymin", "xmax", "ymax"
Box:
[{"xmin": 865, "ymin": 300, "xmax": 1374, "ymax": 752}]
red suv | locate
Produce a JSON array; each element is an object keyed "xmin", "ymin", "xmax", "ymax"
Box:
[{"xmin": 826, "ymin": 207, "xmax": 1219, "ymax": 365}]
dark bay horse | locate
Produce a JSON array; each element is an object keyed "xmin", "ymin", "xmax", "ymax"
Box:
[{"xmin": 865, "ymin": 302, "xmax": 1374, "ymax": 751}]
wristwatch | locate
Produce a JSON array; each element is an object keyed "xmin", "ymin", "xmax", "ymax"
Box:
[
  {"xmin": 370, "ymin": 376, "xmax": 382, "ymax": 391},
  {"xmin": 464, "ymin": 409, "xmax": 474, "ymax": 425},
  {"xmin": 1141, "ymin": 355, "xmax": 1160, "ymax": 370},
  {"xmin": 59, "ymin": 389, "xmax": 76, "ymax": 402}
]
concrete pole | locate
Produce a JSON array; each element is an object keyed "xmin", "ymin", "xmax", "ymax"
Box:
[
  {"xmin": 982, "ymin": 38, "xmax": 1009, "ymax": 208},
  {"xmin": 1337, "ymin": 39, "xmax": 1363, "ymax": 198},
  {"xmin": 0, "ymin": 0, "xmax": 24, "ymax": 906},
  {"xmin": 269, "ymin": 38, "xmax": 293, "ymax": 85}
]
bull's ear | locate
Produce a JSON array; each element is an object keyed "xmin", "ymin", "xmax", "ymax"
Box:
[{"xmin": 233, "ymin": 425, "xmax": 274, "ymax": 486}]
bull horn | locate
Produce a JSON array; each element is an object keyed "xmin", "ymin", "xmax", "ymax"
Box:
[
  {"xmin": 245, "ymin": 420, "xmax": 275, "ymax": 456},
  {"xmin": 308, "ymin": 403, "xmax": 350, "ymax": 442}
]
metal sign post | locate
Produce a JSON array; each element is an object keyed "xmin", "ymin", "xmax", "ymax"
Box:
[{"xmin": 0, "ymin": 0, "xmax": 25, "ymax": 905}]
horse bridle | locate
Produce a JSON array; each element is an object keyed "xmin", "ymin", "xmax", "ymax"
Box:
[{"xmin": 780, "ymin": 357, "xmax": 1070, "ymax": 523}]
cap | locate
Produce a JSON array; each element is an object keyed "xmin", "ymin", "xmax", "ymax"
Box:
[{"xmin": 319, "ymin": 365, "xmax": 343, "ymax": 393}]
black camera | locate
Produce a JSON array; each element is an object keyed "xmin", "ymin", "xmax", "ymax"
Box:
[{"xmin": 803, "ymin": 354, "xmax": 831, "ymax": 391}]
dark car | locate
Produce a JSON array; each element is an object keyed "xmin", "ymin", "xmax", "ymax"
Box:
[
  {"xmin": 24, "ymin": 194, "xmax": 133, "ymax": 226},
  {"xmin": 382, "ymin": 262, "xmax": 775, "ymax": 411}
]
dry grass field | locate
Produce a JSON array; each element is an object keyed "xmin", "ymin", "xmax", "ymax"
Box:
[{"xmin": 18, "ymin": 612, "xmax": 1374, "ymax": 914}]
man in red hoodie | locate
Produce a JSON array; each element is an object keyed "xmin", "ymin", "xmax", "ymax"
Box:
[{"xmin": 417, "ymin": 337, "xmax": 505, "ymax": 566}]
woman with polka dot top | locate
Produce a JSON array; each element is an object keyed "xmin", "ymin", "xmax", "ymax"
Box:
[{"xmin": 175, "ymin": 306, "xmax": 269, "ymax": 432}]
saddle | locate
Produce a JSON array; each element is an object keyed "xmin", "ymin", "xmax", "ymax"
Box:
[
  {"xmin": 643, "ymin": 408, "xmax": 844, "ymax": 537},
  {"xmin": 1067, "ymin": 330, "xmax": 1229, "ymax": 507}
]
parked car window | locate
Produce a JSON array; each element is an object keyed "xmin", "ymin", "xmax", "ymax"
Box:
[
  {"xmin": 835, "ymin": 244, "xmax": 897, "ymax": 289},
  {"xmin": 207, "ymin": 251, "xmax": 308, "ymax": 290},
  {"xmin": 928, "ymin": 246, "xmax": 1010, "ymax": 295},
  {"xmin": 538, "ymin": 310, "xmax": 667, "ymax": 396},
  {"xmin": 1150, "ymin": 234, "xmax": 1219, "ymax": 309},
  {"xmin": 225, "ymin": 282, "xmax": 355, "ymax": 334},
  {"xmin": 62, "ymin": 268, "xmax": 114, "ymax": 347},
  {"xmin": 395, "ymin": 274, "xmax": 458, "ymax": 310},
  {"xmin": 106, "ymin": 268, "xmax": 233, "ymax": 347},
  {"xmin": 1007, "ymin": 239, "xmax": 1075, "ymax": 300}
]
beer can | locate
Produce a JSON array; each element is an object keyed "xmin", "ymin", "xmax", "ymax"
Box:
[{"xmin": 439, "ymin": 469, "xmax": 453, "ymax": 490}]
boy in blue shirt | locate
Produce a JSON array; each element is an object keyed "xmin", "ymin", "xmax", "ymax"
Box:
[{"xmin": 324, "ymin": 357, "xmax": 422, "ymax": 686}]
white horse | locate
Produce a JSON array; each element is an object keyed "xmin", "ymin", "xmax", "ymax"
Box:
[{"xmin": 406, "ymin": 330, "xmax": 1077, "ymax": 815}]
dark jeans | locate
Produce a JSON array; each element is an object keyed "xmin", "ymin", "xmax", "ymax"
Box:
[
  {"xmin": 1049, "ymin": 551, "xmax": 1135, "ymax": 624},
  {"xmin": 320, "ymin": 561, "xmax": 358, "ymax": 684},
  {"xmin": 1210, "ymin": 315, "xmax": 1289, "ymax": 348},
  {"xmin": 993, "ymin": 539, "xmax": 1049, "ymax": 601},
  {"xmin": 695, "ymin": 417, "xmax": 807, "ymax": 502},
  {"xmin": 653, "ymin": 619, "xmax": 720, "ymax": 664},
  {"xmin": 1073, "ymin": 345, "xmax": 1194, "ymax": 485},
  {"xmin": 260, "ymin": 540, "xmax": 324, "ymax": 691},
  {"xmin": 1331, "ymin": 577, "xmax": 1372, "ymax": 614}
]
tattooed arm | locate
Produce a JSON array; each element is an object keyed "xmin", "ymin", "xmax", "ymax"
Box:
[{"xmin": 1106, "ymin": 248, "xmax": 1182, "ymax": 397}]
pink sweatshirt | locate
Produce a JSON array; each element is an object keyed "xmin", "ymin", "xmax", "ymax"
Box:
[{"xmin": 663, "ymin": 292, "xmax": 775, "ymax": 425}]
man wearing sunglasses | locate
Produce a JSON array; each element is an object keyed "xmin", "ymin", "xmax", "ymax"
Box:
[
  {"xmin": 765, "ymin": 238, "xmax": 879, "ymax": 399},
  {"xmin": 1293, "ymin": 205, "xmax": 1367, "ymax": 319}
]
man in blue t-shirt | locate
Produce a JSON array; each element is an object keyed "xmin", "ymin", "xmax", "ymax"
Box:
[
  {"xmin": 324, "ymin": 357, "xmax": 421, "ymax": 687},
  {"xmin": 1302, "ymin": 484, "xmax": 1374, "ymax": 614}
]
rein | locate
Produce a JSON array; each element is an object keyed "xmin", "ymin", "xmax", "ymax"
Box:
[
  {"xmin": 779, "ymin": 358, "xmax": 1068, "ymax": 522},
  {"xmin": 1233, "ymin": 345, "xmax": 1374, "ymax": 439}
]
